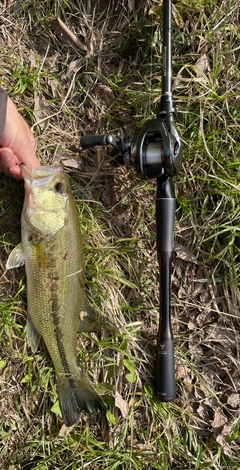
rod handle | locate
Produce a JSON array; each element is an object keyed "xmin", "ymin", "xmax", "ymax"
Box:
[{"xmin": 155, "ymin": 338, "xmax": 176, "ymax": 401}]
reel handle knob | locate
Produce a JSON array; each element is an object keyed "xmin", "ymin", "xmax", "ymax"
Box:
[{"xmin": 80, "ymin": 134, "xmax": 114, "ymax": 149}]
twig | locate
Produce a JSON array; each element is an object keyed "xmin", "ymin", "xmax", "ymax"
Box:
[{"xmin": 47, "ymin": 17, "xmax": 87, "ymax": 53}]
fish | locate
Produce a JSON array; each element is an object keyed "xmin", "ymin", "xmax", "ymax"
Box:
[{"xmin": 6, "ymin": 164, "xmax": 106, "ymax": 426}]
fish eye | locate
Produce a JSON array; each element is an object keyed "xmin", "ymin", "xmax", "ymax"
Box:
[{"xmin": 54, "ymin": 181, "xmax": 64, "ymax": 193}]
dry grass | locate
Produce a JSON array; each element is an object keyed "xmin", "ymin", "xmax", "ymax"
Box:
[{"xmin": 0, "ymin": 0, "xmax": 240, "ymax": 468}]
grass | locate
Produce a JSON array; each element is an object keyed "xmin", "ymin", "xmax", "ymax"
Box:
[{"xmin": 1, "ymin": 0, "xmax": 240, "ymax": 468}]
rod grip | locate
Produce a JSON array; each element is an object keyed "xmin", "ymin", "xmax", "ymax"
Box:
[
  {"xmin": 155, "ymin": 338, "xmax": 176, "ymax": 401},
  {"xmin": 155, "ymin": 178, "xmax": 176, "ymax": 402}
]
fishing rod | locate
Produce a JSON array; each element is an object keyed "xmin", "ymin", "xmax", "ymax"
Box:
[{"xmin": 80, "ymin": 0, "xmax": 181, "ymax": 401}]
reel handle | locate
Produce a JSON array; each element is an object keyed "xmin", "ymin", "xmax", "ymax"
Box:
[{"xmin": 81, "ymin": 134, "xmax": 115, "ymax": 149}]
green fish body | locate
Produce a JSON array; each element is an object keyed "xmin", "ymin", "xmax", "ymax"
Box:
[{"xmin": 7, "ymin": 164, "xmax": 106, "ymax": 426}]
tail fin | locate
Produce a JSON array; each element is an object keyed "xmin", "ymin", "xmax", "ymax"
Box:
[{"xmin": 57, "ymin": 369, "xmax": 106, "ymax": 427}]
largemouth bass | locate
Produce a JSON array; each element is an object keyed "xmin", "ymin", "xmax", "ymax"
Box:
[{"xmin": 6, "ymin": 164, "xmax": 106, "ymax": 426}]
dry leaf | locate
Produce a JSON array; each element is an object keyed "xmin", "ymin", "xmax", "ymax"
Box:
[
  {"xmin": 54, "ymin": 150, "xmax": 81, "ymax": 169},
  {"xmin": 178, "ymin": 286, "xmax": 187, "ymax": 299},
  {"xmin": 194, "ymin": 53, "xmax": 211, "ymax": 78},
  {"xmin": 33, "ymin": 93, "xmax": 51, "ymax": 130},
  {"xmin": 216, "ymin": 421, "xmax": 236, "ymax": 455},
  {"xmin": 98, "ymin": 85, "xmax": 115, "ymax": 103},
  {"xmin": 175, "ymin": 243, "xmax": 198, "ymax": 263},
  {"xmin": 197, "ymin": 401, "xmax": 210, "ymax": 421},
  {"xmin": 173, "ymin": 5, "xmax": 184, "ymax": 29},
  {"xmin": 67, "ymin": 58, "xmax": 83, "ymax": 76},
  {"xmin": 58, "ymin": 424, "xmax": 72, "ymax": 436},
  {"xmin": 45, "ymin": 53, "xmax": 59, "ymax": 70},
  {"xmin": 176, "ymin": 364, "xmax": 190, "ymax": 379},
  {"xmin": 62, "ymin": 157, "xmax": 81, "ymax": 169},
  {"xmin": 115, "ymin": 391, "xmax": 129, "ymax": 418},
  {"xmin": 216, "ymin": 434, "xmax": 232, "ymax": 456},
  {"xmin": 211, "ymin": 408, "xmax": 228, "ymax": 432},
  {"xmin": 227, "ymin": 393, "xmax": 239, "ymax": 409},
  {"xmin": 47, "ymin": 77, "xmax": 64, "ymax": 99}
]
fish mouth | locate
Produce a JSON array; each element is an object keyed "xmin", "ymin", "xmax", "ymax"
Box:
[
  {"xmin": 21, "ymin": 163, "xmax": 64, "ymax": 187},
  {"xmin": 21, "ymin": 164, "xmax": 64, "ymax": 203},
  {"xmin": 21, "ymin": 164, "xmax": 32, "ymax": 187},
  {"xmin": 21, "ymin": 164, "xmax": 67, "ymax": 234}
]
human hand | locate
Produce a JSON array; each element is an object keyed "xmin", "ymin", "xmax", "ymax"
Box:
[{"xmin": 0, "ymin": 96, "xmax": 40, "ymax": 180}]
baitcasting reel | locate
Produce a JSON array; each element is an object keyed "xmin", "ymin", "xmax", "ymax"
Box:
[{"xmin": 80, "ymin": 113, "xmax": 181, "ymax": 180}]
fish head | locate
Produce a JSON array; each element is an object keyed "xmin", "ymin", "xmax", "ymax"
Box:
[{"xmin": 22, "ymin": 164, "xmax": 72, "ymax": 235}]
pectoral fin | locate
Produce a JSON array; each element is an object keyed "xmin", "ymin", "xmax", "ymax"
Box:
[
  {"xmin": 6, "ymin": 243, "xmax": 25, "ymax": 269},
  {"xmin": 26, "ymin": 313, "xmax": 41, "ymax": 351}
]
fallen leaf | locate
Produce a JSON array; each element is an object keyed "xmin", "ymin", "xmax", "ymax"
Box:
[
  {"xmin": 62, "ymin": 157, "xmax": 81, "ymax": 169},
  {"xmin": 216, "ymin": 434, "xmax": 232, "ymax": 456},
  {"xmin": 211, "ymin": 408, "xmax": 228, "ymax": 432},
  {"xmin": 176, "ymin": 364, "xmax": 190, "ymax": 379},
  {"xmin": 227, "ymin": 393, "xmax": 239, "ymax": 409},
  {"xmin": 115, "ymin": 391, "xmax": 129, "ymax": 418},
  {"xmin": 197, "ymin": 401, "xmax": 210, "ymax": 421},
  {"xmin": 178, "ymin": 286, "xmax": 187, "ymax": 299},
  {"xmin": 67, "ymin": 58, "xmax": 83, "ymax": 76},
  {"xmin": 175, "ymin": 243, "xmax": 198, "ymax": 263},
  {"xmin": 45, "ymin": 53, "xmax": 59, "ymax": 70},
  {"xmin": 47, "ymin": 77, "xmax": 64, "ymax": 99},
  {"xmin": 54, "ymin": 150, "xmax": 81, "ymax": 169},
  {"xmin": 98, "ymin": 84, "xmax": 115, "ymax": 103},
  {"xmin": 58, "ymin": 424, "xmax": 72, "ymax": 436},
  {"xmin": 194, "ymin": 53, "xmax": 211, "ymax": 78},
  {"xmin": 216, "ymin": 421, "xmax": 236, "ymax": 455},
  {"xmin": 33, "ymin": 93, "xmax": 51, "ymax": 130}
]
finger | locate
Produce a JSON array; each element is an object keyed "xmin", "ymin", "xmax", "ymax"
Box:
[
  {"xmin": 0, "ymin": 148, "xmax": 19, "ymax": 177},
  {"xmin": 6, "ymin": 129, "xmax": 40, "ymax": 169},
  {"xmin": 3, "ymin": 98, "xmax": 40, "ymax": 169},
  {"xmin": 17, "ymin": 141, "xmax": 40, "ymax": 169},
  {"xmin": 9, "ymin": 165, "xmax": 23, "ymax": 180}
]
